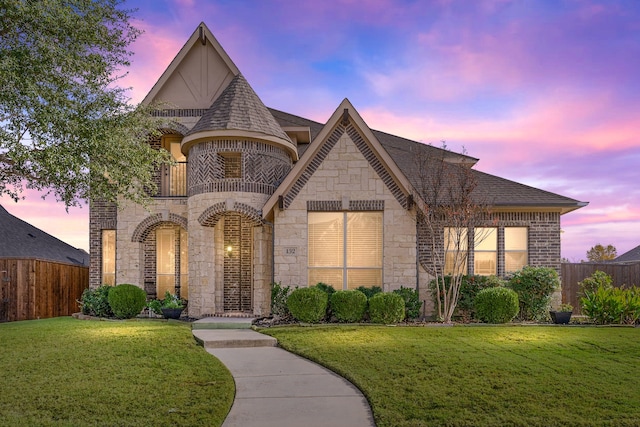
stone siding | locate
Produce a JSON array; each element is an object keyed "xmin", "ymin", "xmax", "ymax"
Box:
[{"xmin": 274, "ymin": 123, "xmax": 416, "ymax": 292}]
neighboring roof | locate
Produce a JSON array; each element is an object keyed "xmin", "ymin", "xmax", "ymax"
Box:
[
  {"xmin": 615, "ymin": 245, "xmax": 640, "ymax": 263},
  {"xmin": 267, "ymin": 107, "xmax": 585, "ymax": 214},
  {"xmin": 0, "ymin": 205, "xmax": 88, "ymax": 266}
]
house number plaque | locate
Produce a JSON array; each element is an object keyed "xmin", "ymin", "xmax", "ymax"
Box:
[{"xmin": 284, "ymin": 247, "xmax": 297, "ymax": 256}]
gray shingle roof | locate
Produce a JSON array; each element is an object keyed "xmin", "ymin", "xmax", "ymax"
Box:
[
  {"xmin": 268, "ymin": 108, "xmax": 584, "ymax": 211},
  {"xmin": 615, "ymin": 245, "xmax": 640, "ymax": 263},
  {"xmin": 0, "ymin": 205, "xmax": 88, "ymax": 265},
  {"xmin": 189, "ymin": 74, "xmax": 292, "ymax": 144}
]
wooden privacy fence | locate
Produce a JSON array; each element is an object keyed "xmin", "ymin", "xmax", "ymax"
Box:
[
  {"xmin": 0, "ymin": 258, "xmax": 89, "ymax": 322},
  {"xmin": 561, "ymin": 262, "xmax": 640, "ymax": 314}
]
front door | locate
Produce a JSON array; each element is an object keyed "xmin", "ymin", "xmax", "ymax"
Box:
[{"xmin": 223, "ymin": 213, "xmax": 252, "ymax": 312}]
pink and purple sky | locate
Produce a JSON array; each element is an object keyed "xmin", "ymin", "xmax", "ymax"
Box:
[{"xmin": 2, "ymin": 0, "xmax": 639, "ymax": 261}]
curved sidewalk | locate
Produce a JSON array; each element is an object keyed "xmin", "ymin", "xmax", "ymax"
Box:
[{"xmin": 193, "ymin": 321, "xmax": 375, "ymax": 427}]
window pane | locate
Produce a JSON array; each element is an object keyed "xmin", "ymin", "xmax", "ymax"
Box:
[
  {"xmin": 505, "ymin": 227, "xmax": 527, "ymax": 250},
  {"xmin": 505, "ymin": 227, "xmax": 528, "ymax": 273},
  {"xmin": 444, "ymin": 252, "xmax": 467, "ymax": 276},
  {"xmin": 474, "ymin": 252, "xmax": 497, "ymax": 275},
  {"xmin": 505, "ymin": 252, "xmax": 527, "ymax": 273},
  {"xmin": 308, "ymin": 269, "xmax": 343, "ymax": 289},
  {"xmin": 444, "ymin": 227, "xmax": 467, "ymax": 275},
  {"xmin": 474, "ymin": 228, "xmax": 497, "ymax": 276},
  {"xmin": 474, "ymin": 228, "xmax": 497, "ymax": 251},
  {"xmin": 157, "ymin": 275, "xmax": 175, "ymax": 298},
  {"xmin": 157, "ymin": 229, "xmax": 175, "ymax": 295},
  {"xmin": 101, "ymin": 230, "xmax": 115, "ymax": 286},
  {"xmin": 347, "ymin": 212, "xmax": 382, "ymax": 268},
  {"xmin": 445, "ymin": 227, "xmax": 467, "ymax": 252},
  {"xmin": 347, "ymin": 269, "xmax": 382, "ymax": 290},
  {"xmin": 308, "ymin": 212, "xmax": 344, "ymax": 267}
]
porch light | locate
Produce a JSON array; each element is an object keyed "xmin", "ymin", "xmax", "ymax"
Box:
[{"xmin": 226, "ymin": 245, "xmax": 233, "ymax": 256}]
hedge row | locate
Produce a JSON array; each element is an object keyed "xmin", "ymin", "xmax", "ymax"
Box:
[{"xmin": 274, "ymin": 283, "xmax": 421, "ymax": 324}]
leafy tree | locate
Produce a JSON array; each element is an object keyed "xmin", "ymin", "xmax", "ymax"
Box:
[
  {"xmin": 414, "ymin": 142, "xmax": 494, "ymax": 323},
  {"xmin": 0, "ymin": 0, "xmax": 171, "ymax": 207},
  {"xmin": 586, "ymin": 244, "xmax": 617, "ymax": 262}
]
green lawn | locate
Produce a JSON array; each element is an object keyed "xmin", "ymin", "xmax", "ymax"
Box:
[
  {"xmin": 0, "ymin": 317, "xmax": 234, "ymax": 427},
  {"xmin": 262, "ymin": 325, "xmax": 640, "ymax": 427}
]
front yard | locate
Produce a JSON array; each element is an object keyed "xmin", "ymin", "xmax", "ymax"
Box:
[
  {"xmin": 2, "ymin": 318, "xmax": 638, "ymax": 427},
  {"xmin": 263, "ymin": 325, "xmax": 640, "ymax": 427},
  {"xmin": 0, "ymin": 318, "xmax": 234, "ymax": 427}
]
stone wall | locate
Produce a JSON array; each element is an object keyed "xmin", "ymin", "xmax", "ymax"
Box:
[{"xmin": 273, "ymin": 124, "xmax": 416, "ymax": 292}]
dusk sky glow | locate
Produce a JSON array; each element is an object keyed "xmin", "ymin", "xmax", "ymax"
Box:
[{"xmin": 3, "ymin": 0, "xmax": 639, "ymax": 261}]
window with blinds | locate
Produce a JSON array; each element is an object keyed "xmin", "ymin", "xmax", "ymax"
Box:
[
  {"xmin": 308, "ymin": 212, "xmax": 382, "ymax": 289},
  {"xmin": 156, "ymin": 228, "xmax": 175, "ymax": 297},
  {"xmin": 444, "ymin": 227, "xmax": 468, "ymax": 275},
  {"xmin": 474, "ymin": 227, "xmax": 497, "ymax": 276},
  {"xmin": 505, "ymin": 227, "xmax": 528, "ymax": 273},
  {"xmin": 101, "ymin": 230, "xmax": 115, "ymax": 286}
]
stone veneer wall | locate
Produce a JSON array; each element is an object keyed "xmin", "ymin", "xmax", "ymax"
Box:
[
  {"xmin": 187, "ymin": 191, "xmax": 271, "ymax": 317},
  {"xmin": 115, "ymin": 199, "xmax": 188, "ymax": 287},
  {"xmin": 273, "ymin": 123, "xmax": 416, "ymax": 291}
]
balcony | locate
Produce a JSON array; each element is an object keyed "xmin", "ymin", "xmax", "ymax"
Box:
[{"xmin": 159, "ymin": 162, "xmax": 187, "ymax": 197}]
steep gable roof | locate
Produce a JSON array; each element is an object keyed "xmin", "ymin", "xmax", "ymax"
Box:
[
  {"xmin": 0, "ymin": 205, "xmax": 88, "ymax": 266},
  {"xmin": 142, "ymin": 22, "xmax": 239, "ymax": 109},
  {"xmin": 263, "ymin": 98, "xmax": 414, "ymax": 217}
]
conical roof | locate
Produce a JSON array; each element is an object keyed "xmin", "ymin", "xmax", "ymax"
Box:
[{"xmin": 188, "ymin": 74, "xmax": 292, "ymax": 144}]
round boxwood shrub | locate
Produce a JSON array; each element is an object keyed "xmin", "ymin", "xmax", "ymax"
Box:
[
  {"xmin": 107, "ymin": 284, "xmax": 147, "ymax": 319},
  {"xmin": 368, "ymin": 292, "xmax": 405, "ymax": 324},
  {"xmin": 474, "ymin": 287, "xmax": 519, "ymax": 324},
  {"xmin": 330, "ymin": 290, "xmax": 367, "ymax": 323},
  {"xmin": 286, "ymin": 286, "xmax": 328, "ymax": 323}
]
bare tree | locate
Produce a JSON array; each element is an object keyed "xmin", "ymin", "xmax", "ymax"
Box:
[{"xmin": 413, "ymin": 143, "xmax": 494, "ymax": 323}]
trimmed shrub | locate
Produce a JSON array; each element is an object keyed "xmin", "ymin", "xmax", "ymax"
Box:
[
  {"xmin": 287, "ymin": 287, "xmax": 328, "ymax": 323},
  {"xmin": 356, "ymin": 286, "xmax": 383, "ymax": 300},
  {"xmin": 507, "ymin": 266, "xmax": 559, "ymax": 321},
  {"xmin": 79, "ymin": 285, "xmax": 113, "ymax": 318},
  {"xmin": 579, "ymin": 270, "xmax": 613, "ymax": 295},
  {"xmin": 315, "ymin": 282, "xmax": 336, "ymax": 318},
  {"xmin": 330, "ymin": 290, "xmax": 367, "ymax": 323},
  {"xmin": 392, "ymin": 286, "xmax": 422, "ymax": 320},
  {"xmin": 271, "ymin": 282, "xmax": 293, "ymax": 319},
  {"xmin": 474, "ymin": 287, "xmax": 519, "ymax": 324},
  {"xmin": 108, "ymin": 284, "xmax": 147, "ymax": 319},
  {"xmin": 368, "ymin": 293, "xmax": 405, "ymax": 324},
  {"xmin": 581, "ymin": 285, "xmax": 640, "ymax": 325},
  {"xmin": 430, "ymin": 275, "xmax": 504, "ymax": 321}
]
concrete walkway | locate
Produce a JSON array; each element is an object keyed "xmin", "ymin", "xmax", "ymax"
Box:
[{"xmin": 192, "ymin": 318, "xmax": 375, "ymax": 427}]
